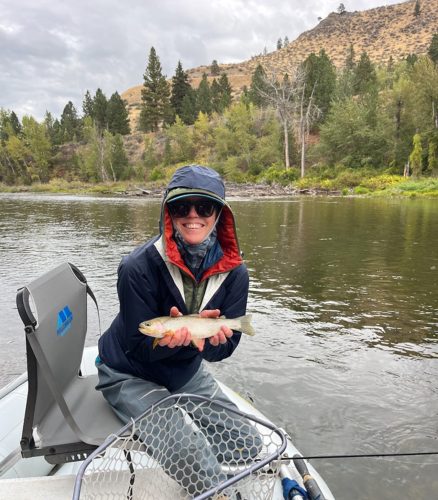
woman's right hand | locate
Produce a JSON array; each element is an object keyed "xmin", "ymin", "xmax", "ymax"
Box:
[{"xmin": 157, "ymin": 307, "xmax": 192, "ymax": 348}]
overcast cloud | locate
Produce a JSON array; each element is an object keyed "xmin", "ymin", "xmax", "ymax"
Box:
[{"xmin": 0, "ymin": 0, "xmax": 402, "ymax": 120}]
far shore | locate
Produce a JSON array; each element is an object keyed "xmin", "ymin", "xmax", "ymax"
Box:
[{"xmin": 0, "ymin": 178, "xmax": 437, "ymax": 199}]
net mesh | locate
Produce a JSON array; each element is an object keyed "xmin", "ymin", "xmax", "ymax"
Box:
[{"xmin": 73, "ymin": 394, "xmax": 286, "ymax": 500}]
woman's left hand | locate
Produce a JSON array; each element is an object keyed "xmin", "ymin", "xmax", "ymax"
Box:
[{"xmin": 196, "ymin": 309, "xmax": 233, "ymax": 352}]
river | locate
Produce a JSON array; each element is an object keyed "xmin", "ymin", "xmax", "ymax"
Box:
[{"xmin": 0, "ymin": 193, "xmax": 437, "ymax": 499}]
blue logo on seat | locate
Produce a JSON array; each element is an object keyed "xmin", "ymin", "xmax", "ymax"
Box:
[{"xmin": 57, "ymin": 306, "xmax": 73, "ymax": 336}]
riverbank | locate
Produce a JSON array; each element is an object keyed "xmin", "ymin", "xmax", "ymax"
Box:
[{"xmin": 0, "ymin": 176, "xmax": 437, "ymax": 198}]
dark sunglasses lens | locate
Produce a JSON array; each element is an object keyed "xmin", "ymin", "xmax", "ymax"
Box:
[
  {"xmin": 194, "ymin": 201, "xmax": 216, "ymax": 217},
  {"xmin": 168, "ymin": 200, "xmax": 218, "ymax": 218},
  {"xmin": 168, "ymin": 201, "xmax": 190, "ymax": 217}
]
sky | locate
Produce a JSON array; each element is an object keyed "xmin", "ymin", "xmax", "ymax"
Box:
[{"xmin": 0, "ymin": 0, "xmax": 404, "ymax": 120}]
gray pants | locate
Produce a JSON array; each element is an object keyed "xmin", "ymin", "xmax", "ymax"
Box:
[{"xmin": 96, "ymin": 361, "xmax": 261, "ymax": 496}]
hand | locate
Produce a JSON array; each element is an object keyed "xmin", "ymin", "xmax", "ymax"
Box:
[
  {"xmin": 197, "ymin": 309, "xmax": 233, "ymax": 352},
  {"xmin": 157, "ymin": 307, "xmax": 191, "ymax": 348}
]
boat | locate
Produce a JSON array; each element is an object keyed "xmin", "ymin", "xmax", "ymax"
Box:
[{"xmin": 0, "ymin": 263, "xmax": 335, "ymax": 499}]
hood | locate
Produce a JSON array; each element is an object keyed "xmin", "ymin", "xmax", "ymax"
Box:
[{"xmin": 159, "ymin": 165, "xmax": 242, "ymax": 281}]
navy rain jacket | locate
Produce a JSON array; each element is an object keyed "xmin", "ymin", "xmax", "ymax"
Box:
[{"xmin": 98, "ymin": 166, "xmax": 249, "ymax": 391}]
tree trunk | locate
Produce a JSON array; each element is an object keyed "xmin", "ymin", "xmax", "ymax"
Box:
[
  {"xmin": 283, "ymin": 120, "xmax": 290, "ymax": 170},
  {"xmin": 300, "ymin": 119, "xmax": 306, "ymax": 178}
]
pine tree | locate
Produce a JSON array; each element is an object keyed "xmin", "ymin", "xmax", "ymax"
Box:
[
  {"xmin": 248, "ymin": 64, "xmax": 269, "ymax": 107},
  {"xmin": 82, "ymin": 90, "xmax": 94, "ymax": 119},
  {"xmin": 277, "ymin": 38, "xmax": 283, "ymax": 50},
  {"xmin": 139, "ymin": 47, "xmax": 171, "ymax": 132},
  {"xmin": 284, "ymin": 36, "xmax": 289, "ymax": 47},
  {"xmin": 414, "ymin": 0, "xmax": 421, "ymax": 17},
  {"xmin": 428, "ymin": 33, "xmax": 438, "ymax": 65},
  {"xmin": 210, "ymin": 60, "xmax": 220, "ymax": 76},
  {"xmin": 196, "ymin": 73, "xmax": 212, "ymax": 115},
  {"xmin": 210, "ymin": 79, "xmax": 222, "ymax": 113},
  {"xmin": 338, "ymin": 3, "xmax": 346, "ymax": 15},
  {"xmin": 345, "ymin": 44, "xmax": 355, "ymax": 70},
  {"xmin": 107, "ymin": 92, "xmax": 130, "ymax": 135},
  {"xmin": 180, "ymin": 88, "xmax": 197, "ymax": 125},
  {"xmin": 60, "ymin": 101, "xmax": 81, "ymax": 142},
  {"xmin": 218, "ymin": 73, "xmax": 232, "ymax": 112},
  {"xmin": 171, "ymin": 61, "xmax": 192, "ymax": 119},
  {"xmin": 303, "ymin": 49, "xmax": 336, "ymax": 120},
  {"xmin": 9, "ymin": 111, "xmax": 22, "ymax": 136},
  {"xmin": 353, "ymin": 52, "xmax": 377, "ymax": 95},
  {"xmin": 93, "ymin": 88, "xmax": 108, "ymax": 131}
]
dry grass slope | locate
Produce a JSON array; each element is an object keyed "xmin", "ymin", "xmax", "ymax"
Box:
[{"xmin": 122, "ymin": 0, "xmax": 438, "ymax": 130}]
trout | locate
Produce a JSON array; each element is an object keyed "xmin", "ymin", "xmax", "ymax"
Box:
[{"xmin": 139, "ymin": 314, "xmax": 255, "ymax": 348}]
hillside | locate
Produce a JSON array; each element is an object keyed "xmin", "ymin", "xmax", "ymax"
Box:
[{"xmin": 122, "ymin": 0, "xmax": 438, "ymax": 130}]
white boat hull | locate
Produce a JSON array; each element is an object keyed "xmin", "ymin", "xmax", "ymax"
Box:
[{"xmin": 0, "ymin": 347, "xmax": 335, "ymax": 499}]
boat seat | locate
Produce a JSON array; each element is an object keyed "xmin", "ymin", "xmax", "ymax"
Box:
[{"xmin": 16, "ymin": 263, "xmax": 123, "ymax": 464}]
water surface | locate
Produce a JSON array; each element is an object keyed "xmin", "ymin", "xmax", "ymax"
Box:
[{"xmin": 0, "ymin": 193, "xmax": 437, "ymax": 499}]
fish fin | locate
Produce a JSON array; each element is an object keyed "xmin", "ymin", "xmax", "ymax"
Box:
[
  {"xmin": 152, "ymin": 330, "xmax": 174, "ymax": 349},
  {"xmin": 191, "ymin": 337, "xmax": 202, "ymax": 349},
  {"xmin": 239, "ymin": 314, "xmax": 255, "ymax": 336}
]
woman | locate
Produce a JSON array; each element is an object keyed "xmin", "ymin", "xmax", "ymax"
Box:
[{"xmin": 96, "ymin": 164, "xmax": 257, "ymax": 496}]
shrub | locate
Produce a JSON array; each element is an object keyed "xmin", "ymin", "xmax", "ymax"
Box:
[{"xmin": 261, "ymin": 165, "xmax": 299, "ymax": 185}]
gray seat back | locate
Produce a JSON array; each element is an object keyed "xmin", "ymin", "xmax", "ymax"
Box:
[
  {"xmin": 17, "ymin": 263, "xmax": 123, "ymax": 464},
  {"xmin": 26, "ymin": 263, "xmax": 88, "ymax": 424}
]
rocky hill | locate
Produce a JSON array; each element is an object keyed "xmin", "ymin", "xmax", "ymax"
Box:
[{"xmin": 122, "ymin": 0, "xmax": 438, "ymax": 130}]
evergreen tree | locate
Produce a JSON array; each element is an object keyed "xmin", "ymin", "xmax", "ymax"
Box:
[
  {"xmin": 406, "ymin": 54, "xmax": 418, "ymax": 67},
  {"xmin": 171, "ymin": 61, "xmax": 192, "ymax": 119},
  {"xmin": 180, "ymin": 88, "xmax": 197, "ymax": 125},
  {"xmin": 248, "ymin": 64, "xmax": 269, "ymax": 107},
  {"xmin": 9, "ymin": 111, "xmax": 22, "ymax": 136},
  {"xmin": 60, "ymin": 101, "xmax": 81, "ymax": 142},
  {"xmin": 93, "ymin": 88, "xmax": 108, "ymax": 131},
  {"xmin": 196, "ymin": 73, "xmax": 212, "ymax": 115},
  {"xmin": 139, "ymin": 47, "xmax": 171, "ymax": 132},
  {"xmin": 210, "ymin": 79, "xmax": 222, "ymax": 113},
  {"xmin": 345, "ymin": 44, "xmax": 355, "ymax": 70},
  {"xmin": 107, "ymin": 92, "xmax": 130, "ymax": 135},
  {"xmin": 428, "ymin": 33, "xmax": 438, "ymax": 65},
  {"xmin": 414, "ymin": 0, "xmax": 421, "ymax": 17},
  {"xmin": 218, "ymin": 73, "xmax": 233, "ymax": 111},
  {"xmin": 338, "ymin": 3, "xmax": 346, "ymax": 14},
  {"xmin": 277, "ymin": 38, "xmax": 283, "ymax": 50},
  {"xmin": 353, "ymin": 52, "xmax": 377, "ymax": 95},
  {"xmin": 303, "ymin": 49, "xmax": 336, "ymax": 120},
  {"xmin": 210, "ymin": 60, "xmax": 220, "ymax": 76},
  {"xmin": 284, "ymin": 36, "xmax": 289, "ymax": 47},
  {"xmin": 82, "ymin": 90, "xmax": 94, "ymax": 119}
]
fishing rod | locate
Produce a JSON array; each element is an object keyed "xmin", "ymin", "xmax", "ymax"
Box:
[{"xmin": 278, "ymin": 450, "xmax": 438, "ymax": 460}]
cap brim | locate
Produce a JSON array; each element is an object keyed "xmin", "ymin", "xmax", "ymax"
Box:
[{"xmin": 165, "ymin": 188, "xmax": 224, "ymax": 206}]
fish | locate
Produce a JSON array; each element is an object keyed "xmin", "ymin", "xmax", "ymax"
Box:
[{"xmin": 138, "ymin": 314, "xmax": 255, "ymax": 348}]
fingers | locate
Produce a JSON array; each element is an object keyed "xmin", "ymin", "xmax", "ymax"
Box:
[
  {"xmin": 208, "ymin": 326, "xmax": 233, "ymax": 347},
  {"xmin": 158, "ymin": 327, "xmax": 191, "ymax": 348},
  {"xmin": 170, "ymin": 306, "xmax": 183, "ymax": 317},
  {"xmin": 200, "ymin": 309, "xmax": 221, "ymax": 318}
]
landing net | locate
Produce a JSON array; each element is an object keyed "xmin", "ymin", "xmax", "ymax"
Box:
[{"xmin": 72, "ymin": 393, "xmax": 286, "ymax": 500}]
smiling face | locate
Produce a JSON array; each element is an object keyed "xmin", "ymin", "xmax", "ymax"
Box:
[{"xmin": 168, "ymin": 196, "xmax": 218, "ymax": 245}]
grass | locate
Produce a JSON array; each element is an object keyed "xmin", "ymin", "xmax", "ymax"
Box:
[{"xmin": 1, "ymin": 173, "xmax": 437, "ymax": 198}]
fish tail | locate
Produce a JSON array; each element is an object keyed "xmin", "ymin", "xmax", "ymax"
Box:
[{"xmin": 239, "ymin": 314, "xmax": 255, "ymax": 336}]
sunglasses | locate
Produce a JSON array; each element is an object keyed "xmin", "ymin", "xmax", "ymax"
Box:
[{"xmin": 167, "ymin": 199, "xmax": 219, "ymax": 218}]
